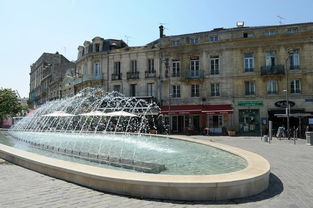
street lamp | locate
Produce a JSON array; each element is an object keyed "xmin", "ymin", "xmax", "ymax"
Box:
[{"xmin": 285, "ymin": 49, "xmax": 294, "ymax": 137}]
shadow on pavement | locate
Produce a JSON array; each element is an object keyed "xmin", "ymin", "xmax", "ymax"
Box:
[{"xmin": 148, "ymin": 173, "xmax": 283, "ymax": 205}]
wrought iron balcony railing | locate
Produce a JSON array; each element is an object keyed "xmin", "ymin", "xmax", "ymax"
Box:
[
  {"xmin": 112, "ymin": 73, "xmax": 122, "ymax": 80},
  {"xmin": 260, "ymin": 65, "xmax": 285, "ymax": 75},
  {"xmin": 145, "ymin": 71, "xmax": 156, "ymax": 78},
  {"xmin": 127, "ymin": 72, "xmax": 139, "ymax": 79}
]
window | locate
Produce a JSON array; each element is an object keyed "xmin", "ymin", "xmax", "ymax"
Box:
[
  {"xmin": 189, "ymin": 37, "xmax": 199, "ymax": 44},
  {"xmin": 243, "ymin": 32, "xmax": 254, "ymax": 38},
  {"xmin": 83, "ymin": 63, "xmax": 88, "ymax": 75},
  {"xmin": 265, "ymin": 51, "xmax": 276, "ymax": 67},
  {"xmin": 208, "ymin": 115, "xmax": 223, "ymax": 128},
  {"xmin": 95, "ymin": 44, "xmax": 100, "ymax": 52},
  {"xmin": 245, "ymin": 81, "xmax": 255, "ymax": 95},
  {"xmin": 211, "ymin": 83, "xmax": 220, "ymax": 96},
  {"xmin": 267, "ymin": 80, "xmax": 278, "ymax": 94},
  {"xmin": 114, "ymin": 62, "xmax": 121, "ymax": 74},
  {"xmin": 113, "ymin": 85, "xmax": 121, "ymax": 92},
  {"xmin": 209, "ymin": 36, "xmax": 218, "ymax": 42},
  {"xmin": 147, "ymin": 83, "xmax": 155, "ymax": 97},
  {"xmin": 131, "ymin": 60, "xmax": 137, "ymax": 72},
  {"xmin": 172, "ymin": 85, "xmax": 181, "ymax": 98},
  {"xmin": 84, "ymin": 47, "xmax": 88, "ymax": 55},
  {"xmin": 264, "ymin": 30, "xmax": 276, "ymax": 36},
  {"xmin": 210, "ymin": 55, "xmax": 219, "ymax": 75},
  {"xmin": 191, "ymin": 84, "xmax": 199, "ymax": 97},
  {"xmin": 130, "ymin": 84, "xmax": 136, "ymax": 96},
  {"xmin": 148, "ymin": 59, "xmax": 155, "ymax": 73},
  {"xmin": 290, "ymin": 80, "xmax": 301, "ymax": 94},
  {"xmin": 94, "ymin": 62, "xmax": 101, "ymax": 75},
  {"xmin": 244, "ymin": 53, "xmax": 254, "ymax": 72},
  {"xmin": 289, "ymin": 50, "xmax": 300, "ymax": 70},
  {"xmin": 287, "ymin": 27, "xmax": 298, "ymax": 34},
  {"xmin": 172, "ymin": 60, "xmax": 180, "ymax": 77},
  {"xmin": 190, "ymin": 57, "xmax": 200, "ymax": 77},
  {"xmin": 171, "ymin": 40, "xmax": 180, "ymax": 46}
]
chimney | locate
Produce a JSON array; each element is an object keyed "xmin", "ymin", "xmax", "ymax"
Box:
[{"xmin": 159, "ymin": 25, "xmax": 164, "ymax": 38}]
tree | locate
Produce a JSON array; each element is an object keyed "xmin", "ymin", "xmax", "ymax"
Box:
[{"xmin": 0, "ymin": 88, "xmax": 22, "ymax": 125}]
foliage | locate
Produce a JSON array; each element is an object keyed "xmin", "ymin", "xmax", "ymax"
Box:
[
  {"xmin": 0, "ymin": 88, "xmax": 22, "ymax": 118},
  {"xmin": 21, "ymin": 104, "xmax": 29, "ymax": 111}
]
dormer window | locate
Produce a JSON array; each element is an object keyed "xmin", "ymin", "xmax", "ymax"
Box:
[
  {"xmin": 243, "ymin": 32, "xmax": 254, "ymax": 38},
  {"xmin": 264, "ymin": 30, "xmax": 276, "ymax": 36},
  {"xmin": 171, "ymin": 40, "xmax": 181, "ymax": 46},
  {"xmin": 188, "ymin": 37, "xmax": 199, "ymax": 44},
  {"xmin": 287, "ymin": 27, "xmax": 298, "ymax": 34},
  {"xmin": 95, "ymin": 44, "xmax": 100, "ymax": 52},
  {"xmin": 209, "ymin": 36, "xmax": 219, "ymax": 41}
]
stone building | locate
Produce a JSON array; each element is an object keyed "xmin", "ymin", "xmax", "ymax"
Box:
[
  {"xmin": 36, "ymin": 22, "xmax": 313, "ymax": 136},
  {"xmin": 156, "ymin": 22, "xmax": 313, "ymax": 136},
  {"xmin": 29, "ymin": 52, "xmax": 75, "ymax": 107}
]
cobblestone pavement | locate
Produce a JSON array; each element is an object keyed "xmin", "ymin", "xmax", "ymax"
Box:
[{"xmin": 0, "ymin": 136, "xmax": 312, "ymax": 208}]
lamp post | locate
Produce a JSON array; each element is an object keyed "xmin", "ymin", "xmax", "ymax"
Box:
[
  {"xmin": 285, "ymin": 50, "xmax": 294, "ymax": 137},
  {"xmin": 164, "ymin": 58, "xmax": 171, "ymax": 134}
]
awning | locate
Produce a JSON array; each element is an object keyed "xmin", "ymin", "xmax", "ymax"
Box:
[
  {"xmin": 161, "ymin": 105, "xmax": 233, "ymax": 115},
  {"xmin": 202, "ymin": 105, "xmax": 233, "ymax": 114}
]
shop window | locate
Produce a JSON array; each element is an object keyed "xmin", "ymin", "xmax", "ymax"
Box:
[
  {"xmin": 208, "ymin": 115, "xmax": 223, "ymax": 128},
  {"xmin": 239, "ymin": 109, "xmax": 260, "ymax": 134}
]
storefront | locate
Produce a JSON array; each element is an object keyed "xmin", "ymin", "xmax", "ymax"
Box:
[
  {"xmin": 161, "ymin": 105, "xmax": 233, "ymax": 134},
  {"xmin": 237, "ymin": 101, "xmax": 263, "ymax": 135}
]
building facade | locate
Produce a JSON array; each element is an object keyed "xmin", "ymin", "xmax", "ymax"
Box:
[
  {"xmin": 29, "ymin": 52, "xmax": 75, "ymax": 107},
  {"xmin": 30, "ymin": 22, "xmax": 313, "ymax": 136}
]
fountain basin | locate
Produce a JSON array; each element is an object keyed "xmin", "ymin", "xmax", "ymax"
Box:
[{"xmin": 0, "ymin": 134, "xmax": 270, "ymax": 201}]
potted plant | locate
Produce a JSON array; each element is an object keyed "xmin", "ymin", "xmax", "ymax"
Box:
[{"xmin": 227, "ymin": 126, "xmax": 236, "ymax": 136}]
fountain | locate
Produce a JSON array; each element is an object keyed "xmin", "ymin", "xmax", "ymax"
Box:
[{"xmin": 0, "ymin": 88, "xmax": 270, "ymax": 201}]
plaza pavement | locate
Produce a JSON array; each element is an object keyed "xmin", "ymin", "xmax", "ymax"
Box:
[{"xmin": 0, "ymin": 135, "xmax": 312, "ymax": 208}]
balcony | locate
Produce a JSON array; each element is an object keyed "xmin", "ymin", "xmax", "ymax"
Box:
[
  {"xmin": 127, "ymin": 72, "xmax": 139, "ymax": 80},
  {"xmin": 145, "ymin": 71, "xmax": 156, "ymax": 78},
  {"xmin": 72, "ymin": 74, "xmax": 104, "ymax": 85},
  {"xmin": 112, "ymin": 73, "xmax": 122, "ymax": 80},
  {"xmin": 184, "ymin": 70, "xmax": 204, "ymax": 79},
  {"xmin": 260, "ymin": 65, "xmax": 285, "ymax": 75}
]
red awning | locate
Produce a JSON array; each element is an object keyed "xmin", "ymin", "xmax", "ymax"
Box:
[
  {"xmin": 202, "ymin": 105, "xmax": 233, "ymax": 114},
  {"xmin": 161, "ymin": 105, "xmax": 233, "ymax": 115}
]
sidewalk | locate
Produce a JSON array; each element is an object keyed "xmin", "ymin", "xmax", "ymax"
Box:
[{"xmin": 0, "ymin": 135, "xmax": 312, "ymax": 208}]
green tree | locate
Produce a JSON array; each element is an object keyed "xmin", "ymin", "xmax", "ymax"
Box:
[{"xmin": 0, "ymin": 88, "xmax": 22, "ymax": 124}]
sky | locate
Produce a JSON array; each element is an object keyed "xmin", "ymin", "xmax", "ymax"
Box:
[{"xmin": 0, "ymin": 0, "xmax": 312, "ymax": 98}]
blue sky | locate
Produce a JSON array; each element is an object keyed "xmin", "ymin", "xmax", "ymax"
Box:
[{"xmin": 0, "ymin": 0, "xmax": 312, "ymax": 97}]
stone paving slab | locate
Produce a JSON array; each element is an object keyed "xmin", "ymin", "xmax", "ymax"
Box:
[{"xmin": 0, "ymin": 135, "xmax": 312, "ymax": 208}]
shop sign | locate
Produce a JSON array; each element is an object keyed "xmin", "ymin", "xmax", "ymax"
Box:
[
  {"xmin": 305, "ymin": 98, "xmax": 313, "ymax": 102},
  {"xmin": 237, "ymin": 100, "xmax": 263, "ymax": 106},
  {"xmin": 274, "ymin": 100, "xmax": 295, "ymax": 108}
]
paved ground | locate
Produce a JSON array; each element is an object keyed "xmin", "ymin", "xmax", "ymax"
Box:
[{"xmin": 0, "ymin": 135, "xmax": 313, "ymax": 208}]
